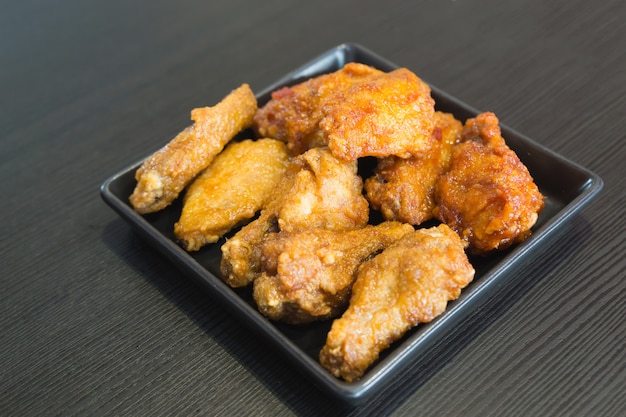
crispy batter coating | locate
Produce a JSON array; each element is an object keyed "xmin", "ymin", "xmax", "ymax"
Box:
[
  {"xmin": 433, "ymin": 112, "xmax": 544, "ymax": 254},
  {"xmin": 174, "ymin": 139, "xmax": 289, "ymax": 251},
  {"xmin": 253, "ymin": 222, "xmax": 415, "ymax": 324},
  {"xmin": 253, "ymin": 63, "xmax": 384, "ymax": 155},
  {"xmin": 129, "ymin": 84, "xmax": 257, "ymax": 214},
  {"xmin": 320, "ymin": 67, "xmax": 436, "ymax": 161},
  {"xmin": 365, "ymin": 112, "xmax": 462, "ymax": 225},
  {"xmin": 220, "ymin": 147, "xmax": 370, "ymax": 288},
  {"xmin": 277, "ymin": 147, "xmax": 370, "ymax": 233},
  {"xmin": 319, "ymin": 224, "xmax": 474, "ymax": 381}
]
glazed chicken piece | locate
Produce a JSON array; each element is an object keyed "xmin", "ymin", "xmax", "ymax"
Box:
[
  {"xmin": 253, "ymin": 221, "xmax": 415, "ymax": 324},
  {"xmin": 365, "ymin": 112, "xmax": 462, "ymax": 225},
  {"xmin": 320, "ymin": 67, "xmax": 436, "ymax": 161},
  {"xmin": 433, "ymin": 112, "xmax": 545, "ymax": 254},
  {"xmin": 130, "ymin": 84, "xmax": 257, "ymax": 213},
  {"xmin": 174, "ymin": 139, "xmax": 289, "ymax": 251},
  {"xmin": 253, "ymin": 63, "xmax": 384, "ymax": 155},
  {"xmin": 319, "ymin": 224, "xmax": 475, "ymax": 382},
  {"xmin": 220, "ymin": 147, "xmax": 370, "ymax": 287}
]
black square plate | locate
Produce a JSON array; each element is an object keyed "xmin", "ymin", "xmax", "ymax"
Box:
[{"xmin": 100, "ymin": 43, "xmax": 603, "ymax": 404}]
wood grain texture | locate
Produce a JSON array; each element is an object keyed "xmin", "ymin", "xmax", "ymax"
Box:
[{"xmin": 1, "ymin": 0, "xmax": 624, "ymax": 416}]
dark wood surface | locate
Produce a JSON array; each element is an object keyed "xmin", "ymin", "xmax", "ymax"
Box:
[{"xmin": 2, "ymin": 0, "xmax": 624, "ymax": 415}]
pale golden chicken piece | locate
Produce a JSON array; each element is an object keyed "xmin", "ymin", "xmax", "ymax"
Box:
[
  {"xmin": 220, "ymin": 147, "xmax": 370, "ymax": 288},
  {"xmin": 433, "ymin": 112, "xmax": 545, "ymax": 254},
  {"xmin": 319, "ymin": 224, "xmax": 475, "ymax": 382},
  {"xmin": 174, "ymin": 139, "xmax": 289, "ymax": 251},
  {"xmin": 365, "ymin": 112, "xmax": 462, "ymax": 225},
  {"xmin": 253, "ymin": 221, "xmax": 415, "ymax": 324},
  {"xmin": 277, "ymin": 146, "xmax": 370, "ymax": 233},
  {"xmin": 253, "ymin": 63, "xmax": 384, "ymax": 155},
  {"xmin": 320, "ymin": 67, "xmax": 436, "ymax": 161},
  {"xmin": 130, "ymin": 84, "xmax": 257, "ymax": 214}
]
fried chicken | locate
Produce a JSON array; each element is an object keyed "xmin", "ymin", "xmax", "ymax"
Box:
[
  {"xmin": 320, "ymin": 67, "xmax": 436, "ymax": 161},
  {"xmin": 365, "ymin": 112, "xmax": 462, "ymax": 225},
  {"xmin": 276, "ymin": 146, "xmax": 370, "ymax": 233},
  {"xmin": 433, "ymin": 112, "xmax": 544, "ymax": 254},
  {"xmin": 253, "ymin": 63, "xmax": 384, "ymax": 155},
  {"xmin": 319, "ymin": 224, "xmax": 475, "ymax": 381},
  {"xmin": 220, "ymin": 147, "xmax": 370, "ymax": 288},
  {"xmin": 130, "ymin": 84, "xmax": 257, "ymax": 214},
  {"xmin": 253, "ymin": 63, "xmax": 436, "ymax": 160},
  {"xmin": 253, "ymin": 221, "xmax": 415, "ymax": 324},
  {"xmin": 174, "ymin": 139, "xmax": 289, "ymax": 251}
]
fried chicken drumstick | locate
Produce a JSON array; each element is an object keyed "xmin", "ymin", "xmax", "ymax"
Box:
[
  {"xmin": 253, "ymin": 221, "xmax": 414, "ymax": 324},
  {"xmin": 319, "ymin": 224, "xmax": 475, "ymax": 381},
  {"xmin": 130, "ymin": 84, "xmax": 257, "ymax": 213}
]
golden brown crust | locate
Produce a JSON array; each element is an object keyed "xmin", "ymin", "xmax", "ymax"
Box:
[
  {"xmin": 319, "ymin": 224, "xmax": 474, "ymax": 381},
  {"xmin": 320, "ymin": 68, "xmax": 436, "ymax": 161},
  {"xmin": 253, "ymin": 222, "xmax": 415, "ymax": 324},
  {"xmin": 365, "ymin": 112, "xmax": 462, "ymax": 225},
  {"xmin": 219, "ymin": 147, "xmax": 370, "ymax": 288},
  {"xmin": 129, "ymin": 84, "xmax": 257, "ymax": 214},
  {"xmin": 253, "ymin": 63, "xmax": 384, "ymax": 155},
  {"xmin": 174, "ymin": 139, "xmax": 289, "ymax": 251}
]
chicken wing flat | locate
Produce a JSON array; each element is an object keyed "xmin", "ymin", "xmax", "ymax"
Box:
[
  {"xmin": 253, "ymin": 221, "xmax": 415, "ymax": 324},
  {"xmin": 220, "ymin": 147, "xmax": 370, "ymax": 288},
  {"xmin": 253, "ymin": 63, "xmax": 384, "ymax": 155},
  {"xmin": 174, "ymin": 139, "xmax": 289, "ymax": 251},
  {"xmin": 365, "ymin": 112, "xmax": 462, "ymax": 225},
  {"xmin": 129, "ymin": 84, "xmax": 257, "ymax": 214},
  {"xmin": 320, "ymin": 67, "xmax": 436, "ymax": 161},
  {"xmin": 433, "ymin": 112, "xmax": 544, "ymax": 254},
  {"xmin": 319, "ymin": 224, "xmax": 475, "ymax": 381}
]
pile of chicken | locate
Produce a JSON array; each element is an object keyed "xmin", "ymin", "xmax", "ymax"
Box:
[{"xmin": 129, "ymin": 63, "xmax": 544, "ymax": 382}]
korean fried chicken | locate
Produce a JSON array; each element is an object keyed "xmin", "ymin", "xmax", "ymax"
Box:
[
  {"xmin": 220, "ymin": 147, "xmax": 370, "ymax": 288},
  {"xmin": 276, "ymin": 146, "xmax": 370, "ymax": 233},
  {"xmin": 319, "ymin": 224, "xmax": 475, "ymax": 381},
  {"xmin": 253, "ymin": 63, "xmax": 384, "ymax": 155},
  {"xmin": 174, "ymin": 139, "xmax": 289, "ymax": 251},
  {"xmin": 253, "ymin": 222, "xmax": 415, "ymax": 324},
  {"xmin": 130, "ymin": 84, "xmax": 257, "ymax": 214},
  {"xmin": 320, "ymin": 67, "xmax": 436, "ymax": 161},
  {"xmin": 253, "ymin": 63, "xmax": 436, "ymax": 160},
  {"xmin": 433, "ymin": 112, "xmax": 544, "ymax": 254},
  {"xmin": 365, "ymin": 112, "xmax": 462, "ymax": 225}
]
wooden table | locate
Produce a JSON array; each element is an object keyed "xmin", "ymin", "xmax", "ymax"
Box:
[{"xmin": 2, "ymin": 0, "xmax": 624, "ymax": 415}]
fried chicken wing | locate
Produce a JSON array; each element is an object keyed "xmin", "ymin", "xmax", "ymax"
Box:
[
  {"xmin": 319, "ymin": 224, "xmax": 474, "ymax": 381},
  {"xmin": 320, "ymin": 67, "xmax": 436, "ymax": 161},
  {"xmin": 174, "ymin": 139, "xmax": 289, "ymax": 251},
  {"xmin": 365, "ymin": 112, "xmax": 462, "ymax": 225},
  {"xmin": 220, "ymin": 147, "xmax": 370, "ymax": 287},
  {"xmin": 253, "ymin": 63, "xmax": 384, "ymax": 155},
  {"xmin": 253, "ymin": 221, "xmax": 415, "ymax": 324},
  {"xmin": 130, "ymin": 84, "xmax": 257, "ymax": 213},
  {"xmin": 433, "ymin": 112, "xmax": 544, "ymax": 254}
]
